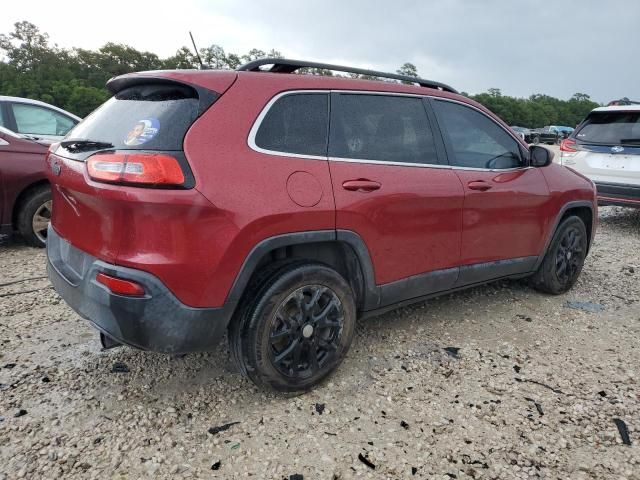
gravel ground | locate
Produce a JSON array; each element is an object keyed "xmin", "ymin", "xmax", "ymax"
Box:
[{"xmin": 0, "ymin": 206, "xmax": 639, "ymax": 479}]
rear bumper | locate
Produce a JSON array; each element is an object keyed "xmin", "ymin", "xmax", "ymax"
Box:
[
  {"xmin": 596, "ymin": 181, "xmax": 640, "ymax": 207},
  {"xmin": 46, "ymin": 226, "xmax": 235, "ymax": 353}
]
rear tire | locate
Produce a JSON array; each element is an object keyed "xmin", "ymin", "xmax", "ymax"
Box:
[
  {"xmin": 229, "ymin": 261, "xmax": 356, "ymax": 393},
  {"xmin": 531, "ymin": 216, "xmax": 588, "ymax": 294},
  {"xmin": 17, "ymin": 186, "xmax": 51, "ymax": 248}
]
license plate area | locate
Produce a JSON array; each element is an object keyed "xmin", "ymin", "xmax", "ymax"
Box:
[
  {"xmin": 589, "ymin": 154, "xmax": 640, "ymax": 172},
  {"xmin": 49, "ymin": 231, "xmax": 90, "ymax": 286}
]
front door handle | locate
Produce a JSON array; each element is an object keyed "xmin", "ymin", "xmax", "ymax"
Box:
[
  {"xmin": 342, "ymin": 179, "xmax": 381, "ymax": 192},
  {"xmin": 467, "ymin": 180, "xmax": 492, "ymax": 191}
]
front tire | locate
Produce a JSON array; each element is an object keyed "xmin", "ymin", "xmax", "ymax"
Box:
[
  {"xmin": 531, "ymin": 216, "xmax": 588, "ymax": 294},
  {"xmin": 229, "ymin": 262, "xmax": 356, "ymax": 393},
  {"xmin": 17, "ymin": 186, "xmax": 51, "ymax": 248}
]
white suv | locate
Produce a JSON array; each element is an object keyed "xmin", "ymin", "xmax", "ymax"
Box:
[{"xmin": 560, "ymin": 105, "xmax": 640, "ymax": 208}]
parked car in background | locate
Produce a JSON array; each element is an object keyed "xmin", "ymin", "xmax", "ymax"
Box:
[
  {"xmin": 531, "ymin": 126, "xmax": 573, "ymax": 145},
  {"xmin": 510, "ymin": 126, "xmax": 534, "ymax": 143},
  {"xmin": 46, "ymin": 59, "xmax": 597, "ymax": 392},
  {"xmin": 555, "ymin": 126, "xmax": 575, "ymax": 137},
  {"xmin": 0, "ymin": 126, "xmax": 51, "ymax": 246},
  {"xmin": 561, "ymin": 105, "xmax": 640, "ymax": 208},
  {"xmin": 0, "ymin": 96, "xmax": 81, "ymax": 142}
]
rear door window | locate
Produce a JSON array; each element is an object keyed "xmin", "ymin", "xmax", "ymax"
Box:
[
  {"xmin": 433, "ymin": 100, "xmax": 523, "ymax": 169},
  {"xmin": 329, "ymin": 93, "xmax": 438, "ymax": 164},
  {"xmin": 254, "ymin": 93, "xmax": 329, "ymax": 157},
  {"xmin": 68, "ymin": 83, "xmax": 203, "ymax": 151},
  {"xmin": 11, "ymin": 103, "xmax": 77, "ymax": 136},
  {"xmin": 576, "ymin": 111, "xmax": 640, "ymax": 145}
]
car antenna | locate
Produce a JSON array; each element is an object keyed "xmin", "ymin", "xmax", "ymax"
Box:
[{"xmin": 189, "ymin": 31, "xmax": 206, "ymax": 70}]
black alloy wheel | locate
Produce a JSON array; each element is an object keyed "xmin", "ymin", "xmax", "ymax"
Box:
[
  {"xmin": 554, "ymin": 225, "xmax": 584, "ymax": 285},
  {"xmin": 269, "ymin": 285, "xmax": 344, "ymax": 379},
  {"xmin": 229, "ymin": 261, "xmax": 356, "ymax": 393},
  {"xmin": 531, "ymin": 216, "xmax": 588, "ymax": 294}
]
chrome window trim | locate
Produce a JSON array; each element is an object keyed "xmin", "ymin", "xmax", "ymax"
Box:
[
  {"xmin": 247, "ymin": 89, "xmax": 529, "ymax": 171},
  {"xmin": 0, "ymin": 138, "xmax": 9, "ymax": 146},
  {"xmin": 329, "ymin": 156, "xmax": 451, "ymax": 169},
  {"xmin": 329, "ymin": 156, "xmax": 530, "ymax": 172},
  {"xmin": 0, "ymin": 125, "xmax": 23, "ymax": 139}
]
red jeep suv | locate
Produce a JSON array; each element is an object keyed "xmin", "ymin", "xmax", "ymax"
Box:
[{"xmin": 46, "ymin": 59, "xmax": 597, "ymax": 392}]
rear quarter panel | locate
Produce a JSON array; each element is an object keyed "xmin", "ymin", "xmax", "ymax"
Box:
[{"xmin": 183, "ymin": 74, "xmax": 336, "ymax": 307}]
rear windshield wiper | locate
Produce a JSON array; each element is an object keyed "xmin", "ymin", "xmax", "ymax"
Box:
[
  {"xmin": 620, "ymin": 138, "xmax": 640, "ymax": 145},
  {"xmin": 60, "ymin": 139, "xmax": 114, "ymax": 152}
]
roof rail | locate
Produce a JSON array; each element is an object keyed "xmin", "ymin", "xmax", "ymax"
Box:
[{"xmin": 237, "ymin": 58, "xmax": 458, "ymax": 94}]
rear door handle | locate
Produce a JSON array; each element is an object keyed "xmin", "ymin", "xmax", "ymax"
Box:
[
  {"xmin": 342, "ymin": 179, "xmax": 381, "ymax": 192},
  {"xmin": 467, "ymin": 180, "xmax": 492, "ymax": 191}
]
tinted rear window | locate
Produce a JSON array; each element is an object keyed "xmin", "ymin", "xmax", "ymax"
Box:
[
  {"xmin": 67, "ymin": 83, "xmax": 201, "ymax": 151},
  {"xmin": 329, "ymin": 94, "xmax": 438, "ymax": 164},
  {"xmin": 576, "ymin": 111, "xmax": 640, "ymax": 145},
  {"xmin": 254, "ymin": 93, "xmax": 329, "ymax": 156}
]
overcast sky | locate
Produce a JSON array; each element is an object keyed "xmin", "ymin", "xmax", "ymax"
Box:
[{"xmin": 2, "ymin": 0, "xmax": 638, "ymax": 103}]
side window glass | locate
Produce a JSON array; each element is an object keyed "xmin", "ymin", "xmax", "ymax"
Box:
[
  {"xmin": 11, "ymin": 103, "xmax": 77, "ymax": 136},
  {"xmin": 433, "ymin": 100, "xmax": 523, "ymax": 169},
  {"xmin": 254, "ymin": 93, "xmax": 328, "ymax": 156},
  {"xmin": 329, "ymin": 94, "xmax": 438, "ymax": 164},
  {"xmin": 0, "ymin": 105, "xmax": 5, "ymax": 128}
]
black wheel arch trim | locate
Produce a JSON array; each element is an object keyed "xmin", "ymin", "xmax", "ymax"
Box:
[
  {"xmin": 336, "ymin": 230, "xmax": 380, "ymax": 310},
  {"xmin": 533, "ymin": 200, "xmax": 595, "ymax": 271},
  {"xmin": 226, "ymin": 229, "xmax": 381, "ymax": 311}
]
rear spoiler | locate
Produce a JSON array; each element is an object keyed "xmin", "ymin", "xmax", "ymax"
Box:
[{"xmin": 106, "ymin": 76, "xmax": 219, "ymax": 117}]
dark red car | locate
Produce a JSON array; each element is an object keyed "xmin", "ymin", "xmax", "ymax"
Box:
[
  {"xmin": 0, "ymin": 126, "xmax": 51, "ymax": 246},
  {"xmin": 46, "ymin": 59, "xmax": 597, "ymax": 392}
]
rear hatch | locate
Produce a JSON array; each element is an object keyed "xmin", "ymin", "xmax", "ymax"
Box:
[
  {"xmin": 562, "ymin": 109, "xmax": 640, "ymax": 186},
  {"xmin": 47, "ymin": 73, "xmax": 235, "ymax": 263}
]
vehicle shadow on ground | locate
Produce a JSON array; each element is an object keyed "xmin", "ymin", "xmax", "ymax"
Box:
[
  {"xmin": 82, "ymin": 271, "xmax": 534, "ymax": 404},
  {"xmin": 0, "ymin": 233, "xmax": 28, "ymax": 249}
]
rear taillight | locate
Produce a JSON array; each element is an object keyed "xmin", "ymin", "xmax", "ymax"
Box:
[
  {"xmin": 96, "ymin": 272, "xmax": 145, "ymax": 297},
  {"xmin": 560, "ymin": 138, "xmax": 578, "ymax": 152},
  {"xmin": 87, "ymin": 153, "xmax": 185, "ymax": 187}
]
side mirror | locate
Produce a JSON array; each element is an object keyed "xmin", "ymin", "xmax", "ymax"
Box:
[{"xmin": 530, "ymin": 145, "xmax": 553, "ymax": 167}]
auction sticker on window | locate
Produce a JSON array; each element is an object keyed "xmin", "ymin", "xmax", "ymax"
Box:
[{"xmin": 124, "ymin": 118, "xmax": 160, "ymax": 146}]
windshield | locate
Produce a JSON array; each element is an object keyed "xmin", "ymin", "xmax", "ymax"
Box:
[
  {"xmin": 67, "ymin": 83, "xmax": 200, "ymax": 152},
  {"xmin": 575, "ymin": 111, "xmax": 640, "ymax": 144}
]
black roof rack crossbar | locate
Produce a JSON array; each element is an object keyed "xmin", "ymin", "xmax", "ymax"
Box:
[{"xmin": 237, "ymin": 58, "xmax": 458, "ymax": 94}]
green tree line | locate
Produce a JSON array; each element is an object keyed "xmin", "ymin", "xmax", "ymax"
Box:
[{"xmin": 1, "ymin": 21, "xmax": 599, "ymax": 126}]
